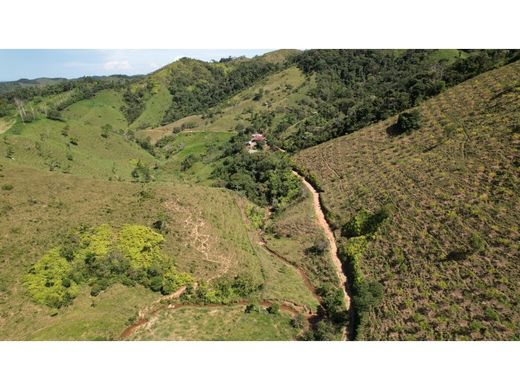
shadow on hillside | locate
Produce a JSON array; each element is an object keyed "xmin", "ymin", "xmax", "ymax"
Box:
[{"xmin": 386, "ymin": 123, "xmax": 403, "ymax": 137}]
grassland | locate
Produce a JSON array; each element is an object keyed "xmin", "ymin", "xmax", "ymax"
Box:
[
  {"xmin": 0, "ymin": 161, "xmax": 317, "ymax": 339},
  {"xmin": 129, "ymin": 83, "xmax": 172, "ymax": 130},
  {"xmin": 154, "ymin": 131, "xmax": 233, "ymax": 184},
  {"xmin": 294, "ymin": 60, "xmax": 520, "ymax": 340},
  {"xmin": 0, "ymin": 90, "xmax": 155, "ymax": 179},
  {"xmin": 265, "ymin": 189, "xmax": 339, "ymax": 289},
  {"xmin": 129, "ymin": 305, "xmax": 299, "ymax": 341},
  {"xmin": 139, "ymin": 66, "xmax": 315, "ymax": 140}
]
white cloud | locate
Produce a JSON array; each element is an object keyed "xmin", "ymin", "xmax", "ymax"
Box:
[{"xmin": 103, "ymin": 60, "xmax": 132, "ymax": 71}]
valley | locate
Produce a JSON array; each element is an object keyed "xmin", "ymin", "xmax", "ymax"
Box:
[{"xmin": 0, "ymin": 49, "xmax": 518, "ymax": 340}]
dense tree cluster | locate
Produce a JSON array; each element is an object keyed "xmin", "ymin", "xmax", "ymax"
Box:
[
  {"xmin": 281, "ymin": 49, "xmax": 520, "ymax": 151},
  {"xmin": 24, "ymin": 224, "xmax": 192, "ymax": 308},
  {"xmin": 212, "ymin": 138, "xmax": 300, "ymax": 210},
  {"xmin": 161, "ymin": 58, "xmax": 278, "ymax": 124}
]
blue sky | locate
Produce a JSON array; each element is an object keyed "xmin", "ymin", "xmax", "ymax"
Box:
[{"xmin": 0, "ymin": 49, "xmax": 273, "ymax": 81}]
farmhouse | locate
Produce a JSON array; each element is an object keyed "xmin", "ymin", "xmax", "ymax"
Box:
[
  {"xmin": 244, "ymin": 133, "xmax": 266, "ymax": 153},
  {"xmin": 251, "ymin": 133, "xmax": 265, "ymax": 142}
]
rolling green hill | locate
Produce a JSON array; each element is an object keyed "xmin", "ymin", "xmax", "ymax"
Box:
[
  {"xmin": 294, "ymin": 59, "xmax": 520, "ymax": 340},
  {"xmin": 0, "ymin": 49, "xmax": 518, "ymax": 340}
]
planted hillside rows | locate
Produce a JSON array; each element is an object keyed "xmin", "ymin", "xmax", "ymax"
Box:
[{"xmin": 295, "ymin": 59, "xmax": 520, "ymax": 340}]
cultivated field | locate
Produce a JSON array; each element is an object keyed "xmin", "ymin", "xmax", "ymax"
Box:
[{"xmin": 295, "ymin": 60, "xmax": 520, "ymax": 340}]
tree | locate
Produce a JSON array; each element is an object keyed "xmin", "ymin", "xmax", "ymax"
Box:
[
  {"xmin": 396, "ymin": 110, "xmax": 422, "ymax": 134},
  {"xmin": 131, "ymin": 160, "xmax": 152, "ymax": 182}
]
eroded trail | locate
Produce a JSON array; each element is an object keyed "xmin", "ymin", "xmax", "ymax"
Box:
[{"xmin": 292, "ymin": 171, "xmax": 350, "ymax": 310}]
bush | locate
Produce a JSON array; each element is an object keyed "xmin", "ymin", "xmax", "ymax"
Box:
[
  {"xmin": 342, "ymin": 207, "xmax": 390, "ymax": 238},
  {"xmin": 180, "ymin": 154, "xmax": 197, "ymax": 171},
  {"xmin": 267, "ymin": 303, "xmax": 280, "ymax": 314},
  {"xmin": 24, "ymin": 248, "xmax": 79, "ymax": 308},
  {"xmin": 47, "ymin": 109, "xmax": 64, "ymax": 121},
  {"xmin": 131, "ymin": 160, "xmax": 152, "ymax": 182},
  {"xmin": 396, "ymin": 110, "xmax": 422, "ymax": 133},
  {"xmin": 25, "ymin": 224, "xmax": 193, "ymax": 308},
  {"xmin": 291, "ymin": 313, "xmax": 306, "ymax": 329},
  {"xmin": 352, "ymin": 280, "xmax": 384, "ymax": 315},
  {"xmin": 1, "ymin": 184, "xmax": 13, "ymax": 191}
]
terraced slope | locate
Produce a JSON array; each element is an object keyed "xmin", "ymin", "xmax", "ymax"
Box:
[{"xmin": 294, "ymin": 60, "xmax": 520, "ymax": 340}]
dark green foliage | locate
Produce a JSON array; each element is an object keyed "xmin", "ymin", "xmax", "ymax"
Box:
[
  {"xmin": 122, "ymin": 87, "xmax": 146, "ymax": 124},
  {"xmin": 352, "ymin": 280, "xmax": 384, "ymax": 315},
  {"xmin": 131, "ymin": 160, "xmax": 152, "ymax": 182},
  {"xmin": 284, "ymin": 49, "xmax": 520, "ymax": 151},
  {"xmin": 291, "ymin": 313, "xmax": 305, "ymax": 329},
  {"xmin": 135, "ymin": 137, "xmax": 155, "ymax": 155},
  {"xmin": 317, "ymin": 283, "xmax": 348, "ymax": 324},
  {"xmin": 213, "ymin": 148, "xmax": 300, "ymax": 210},
  {"xmin": 304, "ymin": 239, "xmax": 327, "ymax": 256},
  {"xmin": 303, "ymin": 320, "xmax": 340, "ymax": 341},
  {"xmin": 161, "ymin": 58, "xmax": 278, "ymax": 124},
  {"xmin": 180, "ymin": 154, "xmax": 197, "ymax": 171},
  {"xmin": 341, "ymin": 207, "xmax": 390, "ymax": 238},
  {"xmin": 396, "ymin": 110, "xmax": 422, "ymax": 134},
  {"xmin": 0, "ymin": 97, "xmax": 10, "ymax": 116},
  {"xmin": 1, "ymin": 184, "xmax": 13, "ymax": 191},
  {"xmin": 180, "ymin": 274, "xmax": 261, "ymax": 305},
  {"xmin": 244, "ymin": 303, "xmax": 261, "ymax": 313}
]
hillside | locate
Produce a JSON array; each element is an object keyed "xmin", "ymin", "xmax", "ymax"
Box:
[
  {"xmin": 0, "ymin": 162, "xmax": 320, "ymax": 340},
  {"xmin": 0, "ymin": 49, "xmax": 519, "ymax": 341},
  {"xmin": 294, "ymin": 60, "xmax": 520, "ymax": 340}
]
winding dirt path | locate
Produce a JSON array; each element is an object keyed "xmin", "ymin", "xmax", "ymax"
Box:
[{"xmin": 292, "ymin": 171, "xmax": 350, "ymax": 310}]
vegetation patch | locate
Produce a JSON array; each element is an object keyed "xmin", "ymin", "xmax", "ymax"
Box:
[{"xmin": 25, "ymin": 224, "xmax": 192, "ymax": 308}]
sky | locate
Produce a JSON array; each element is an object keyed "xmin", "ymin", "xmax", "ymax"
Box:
[{"xmin": 0, "ymin": 49, "xmax": 273, "ymax": 82}]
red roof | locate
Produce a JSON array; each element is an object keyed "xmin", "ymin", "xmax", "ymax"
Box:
[{"xmin": 251, "ymin": 133, "xmax": 265, "ymax": 141}]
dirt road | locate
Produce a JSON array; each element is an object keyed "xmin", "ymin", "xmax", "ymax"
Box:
[{"xmin": 292, "ymin": 171, "xmax": 350, "ymax": 309}]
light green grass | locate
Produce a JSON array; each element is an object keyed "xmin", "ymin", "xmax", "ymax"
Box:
[
  {"xmin": 130, "ymin": 83, "xmax": 172, "ymax": 130},
  {"xmin": 156, "ymin": 131, "xmax": 233, "ymax": 184},
  {"xmin": 130, "ymin": 305, "xmax": 299, "ymax": 341},
  {"xmin": 0, "ymin": 90, "xmax": 154, "ymax": 179}
]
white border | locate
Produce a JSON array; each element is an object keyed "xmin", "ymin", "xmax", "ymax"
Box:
[
  {"xmin": 0, "ymin": 341, "xmax": 518, "ymax": 389},
  {"xmin": 0, "ymin": 0, "xmax": 519, "ymax": 48},
  {"xmin": 0, "ymin": 1, "xmax": 519, "ymax": 388}
]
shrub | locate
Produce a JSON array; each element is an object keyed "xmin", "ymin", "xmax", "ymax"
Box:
[
  {"xmin": 396, "ymin": 110, "xmax": 422, "ymax": 133},
  {"xmin": 131, "ymin": 160, "xmax": 152, "ymax": 182},
  {"xmin": 352, "ymin": 280, "xmax": 384, "ymax": 315},
  {"xmin": 180, "ymin": 154, "xmax": 197, "ymax": 172},
  {"xmin": 47, "ymin": 109, "xmax": 63, "ymax": 121},
  {"xmin": 267, "ymin": 303, "xmax": 280, "ymax": 314},
  {"xmin": 342, "ymin": 207, "xmax": 390, "ymax": 238},
  {"xmin": 117, "ymin": 224, "xmax": 165, "ymax": 270},
  {"xmin": 1, "ymin": 184, "xmax": 13, "ymax": 191},
  {"xmin": 25, "ymin": 224, "xmax": 193, "ymax": 308},
  {"xmin": 291, "ymin": 313, "xmax": 306, "ymax": 329},
  {"xmin": 101, "ymin": 124, "xmax": 112, "ymax": 138},
  {"xmin": 305, "ymin": 239, "xmax": 327, "ymax": 256},
  {"xmin": 24, "ymin": 248, "xmax": 79, "ymax": 308}
]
